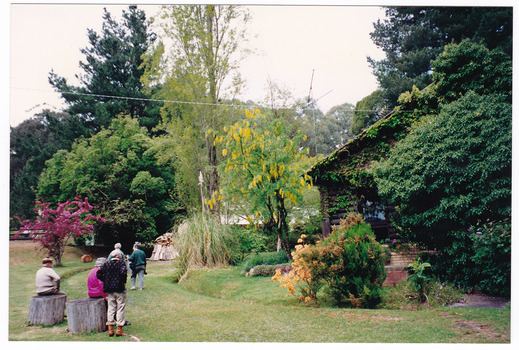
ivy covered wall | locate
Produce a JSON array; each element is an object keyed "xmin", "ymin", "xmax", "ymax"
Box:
[{"xmin": 307, "ymin": 100, "xmax": 427, "ymax": 239}]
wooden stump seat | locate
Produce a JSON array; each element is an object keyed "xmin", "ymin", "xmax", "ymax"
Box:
[
  {"xmin": 28, "ymin": 294, "xmax": 67, "ymax": 325},
  {"xmin": 66, "ymin": 297, "xmax": 107, "ymax": 333}
]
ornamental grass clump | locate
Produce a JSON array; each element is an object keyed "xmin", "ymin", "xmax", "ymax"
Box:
[
  {"xmin": 273, "ymin": 213, "xmax": 387, "ymax": 308},
  {"xmin": 174, "ymin": 212, "xmax": 237, "ymax": 282}
]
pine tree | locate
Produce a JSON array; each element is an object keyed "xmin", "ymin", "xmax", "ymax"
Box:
[{"xmin": 49, "ymin": 5, "xmax": 159, "ymax": 133}]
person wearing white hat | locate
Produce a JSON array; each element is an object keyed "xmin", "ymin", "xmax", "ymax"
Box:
[{"xmin": 107, "ymin": 243, "xmax": 126, "ymax": 262}]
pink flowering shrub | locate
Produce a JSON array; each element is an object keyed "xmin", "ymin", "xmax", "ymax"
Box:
[{"xmin": 17, "ymin": 196, "xmax": 104, "ymax": 266}]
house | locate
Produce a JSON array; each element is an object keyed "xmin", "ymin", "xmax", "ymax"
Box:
[{"xmin": 307, "ymin": 107, "xmax": 421, "ymax": 240}]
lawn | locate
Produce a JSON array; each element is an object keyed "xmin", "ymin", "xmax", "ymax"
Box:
[{"xmin": 8, "ymin": 240, "xmax": 511, "ymax": 343}]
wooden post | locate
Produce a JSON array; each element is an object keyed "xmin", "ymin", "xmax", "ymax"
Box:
[
  {"xmin": 66, "ymin": 298, "xmax": 107, "ymax": 333},
  {"xmin": 28, "ymin": 294, "xmax": 67, "ymax": 325}
]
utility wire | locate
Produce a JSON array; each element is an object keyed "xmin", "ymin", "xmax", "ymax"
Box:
[{"xmin": 12, "ymin": 86, "xmax": 430, "ymax": 114}]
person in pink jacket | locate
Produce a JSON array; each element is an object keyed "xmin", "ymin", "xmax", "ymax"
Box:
[{"xmin": 87, "ymin": 257, "xmax": 107, "ymax": 299}]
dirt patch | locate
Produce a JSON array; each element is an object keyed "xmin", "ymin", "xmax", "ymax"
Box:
[{"xmin": 454, "ymin": 319, "xmax": 508, "ymax": 342}]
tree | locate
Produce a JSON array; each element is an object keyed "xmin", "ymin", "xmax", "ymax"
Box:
[
  {"xmin": 37, "ymin": 116, "xmax": 183, "ymax": 250},
  {"xmin": 10, "ymin": 110, "xmax": 87, "ymax": 223},
  {"xmin": 350, "ymin": 90, "xmax": 389, "ymax": 136},
  {"xmin": 148, "ymin": 5, "xmax": 250, "ymax": 214},
  {"xmin": 213, "ymin": 109, "xmax": 313, "ymax": 258},
  {"xmin": 371, "ymin": 92, "xmax": 511, "ymax": 249},
  {"xmin": 295, "ymin": 100, "xmax": 352, "ymax": 157},
  {"xmin": 49, "ymin": 5, "xmax": 159, "ymax": 133},
  {"xmin": 369, "ymin": 6, "xmax": 513, "ymax": 106},
  {"xmin": 325, "ymin": 102, "xmax": 355, "ymax": 146},
  {"xmin": 432, "ymin": 39, "xmax": 512, "ymax": 104},
  {"xmin": 17, "ymin": 197, "xmax": 104, "ymax": 266}
]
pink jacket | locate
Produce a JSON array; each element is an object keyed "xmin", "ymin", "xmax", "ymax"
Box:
[{"xmin": 87, "ymin": 266, "xmax": 107, "ymax": 298}]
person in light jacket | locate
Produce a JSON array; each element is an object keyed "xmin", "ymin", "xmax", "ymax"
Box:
[{"xmin": 35, "ymin": 257, "xmax": 66, "ymax": 296}]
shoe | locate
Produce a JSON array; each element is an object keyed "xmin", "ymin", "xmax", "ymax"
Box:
[
  {"xmin": 116, "ymin": 325, "xmax": 126, "ymax": 336},
  {"xmin": 125, "ymin": 320, "xmax": 132, "ymax": 325},
  {"xmin": 138, "ymin": 288, "xmax": 143, "ymax": 290},
  {"xmin": 130, "ymin": 286, "xmax": 136, "ymax": 290},
  {"xmin": 108, "ymin": 324, "xmax": 114, "ymax": 337}
]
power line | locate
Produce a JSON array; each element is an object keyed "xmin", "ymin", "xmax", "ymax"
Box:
[
  {"xmin": 13, "ymin": 86, "xmax": 238, "ymax": 108},
  {"xmin": 12, "ymin": 86, "xmax": 430, "ymax": 114}
]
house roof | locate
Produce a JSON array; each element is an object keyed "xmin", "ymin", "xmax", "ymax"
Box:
[
  {"xmin": 307, "ymin": 110, "xmax": 395, "ymax": 177},
  {"xmin": 306, "ymin": 106, "xmax": 425, "ymax": 187}
]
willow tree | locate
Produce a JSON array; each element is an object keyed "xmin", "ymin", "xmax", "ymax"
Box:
[
  {"xmin": 213, "ymin": 109, "xmax": 313, "ymax": 258},
  {"xmin": 146, "ymin": 5, "xmax": 250, "ymax": 213}
]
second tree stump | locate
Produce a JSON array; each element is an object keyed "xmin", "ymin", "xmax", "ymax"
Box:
[{"xmin": 66, "ymin": 298, "xmax": 107, "ymax": 333}]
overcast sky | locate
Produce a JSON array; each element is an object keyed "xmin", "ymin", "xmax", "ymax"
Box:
[{"xmin": 8, "ymin": 3, "xmax": 387, "ymax": 127}]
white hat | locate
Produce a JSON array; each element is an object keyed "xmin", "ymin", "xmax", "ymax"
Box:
[{"xmin": 95, "ymin": 257, "xmax": 106, "ymax": 267}]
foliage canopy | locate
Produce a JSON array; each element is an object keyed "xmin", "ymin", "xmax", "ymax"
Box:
[
  {"xmin": 372, "ymin": 92, "xmax": 511, "ymax": 249},
  {"xmin": 10, "ymin": 111, "xmax": 87, "ymax": 222},
  {"xmin": 37, "ymin": 116, "xmax": 183, "ymax": 249},
  {"xmin": 148, "ymin": 5, "xmax": 251, "ymax": 214},
  {"xmin": 369, "ymin": 6, "xmax": 513, "ymax": 106}
]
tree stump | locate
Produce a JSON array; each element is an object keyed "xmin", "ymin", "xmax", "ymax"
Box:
[
  {"xmin": 28, "ymin": 294, "xmax": 67, "ymax": 325},
  {"xmin": 66, "ymin": 298, "xmax": 107, "ymax": 333}
]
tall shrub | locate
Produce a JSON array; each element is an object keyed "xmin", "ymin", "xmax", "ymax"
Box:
[
  {"xmin": 424, "ymin": 216, "xmax": 511, "ymax": 297},
  {"xmin": 323, "ymin": 214, "xmax": 387, "ymax": 308},
  {"xmin": 37, "ymin": 116, "xmax": 182, "ymax": 249}
]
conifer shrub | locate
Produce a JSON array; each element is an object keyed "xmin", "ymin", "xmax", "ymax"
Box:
[{"xmin": 323, "ymin": 213, "xmax": 387, "ymax": 308}]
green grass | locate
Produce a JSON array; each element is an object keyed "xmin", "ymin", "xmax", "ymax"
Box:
[{"xmin": 8, "ymin": 241, "xmax": 511, "ymax": 342}]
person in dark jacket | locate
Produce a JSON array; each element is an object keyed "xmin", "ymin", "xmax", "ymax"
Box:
[
  {"xmin": 129, "ymin": 243, "xmax": 147, "ymax": 290},
  {"xmin": 97, "ymin": 250, "xmax": 127, "ymax": 337}
]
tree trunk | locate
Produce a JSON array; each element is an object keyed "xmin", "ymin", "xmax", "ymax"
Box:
[
  {"xmin": 28, "ymin": 294, "xmax": 67, "ymax": 325},
  {"xmin": 276, "ymin": 195, "xmax": 292, "ymax": 258},
  {"xmin": 204, "ymin": 5, "xmax": 221, "ymax": 216},
  {"xmin": 205, "ymin": 134, "xmax": 220, "ymax": 215},
  {"xmin": 66, "ymin": 298, "xmax": 107, "ymax": 333}
]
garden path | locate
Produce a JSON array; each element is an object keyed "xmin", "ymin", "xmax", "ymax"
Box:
[{"xmin": 450, "ymin": 294, "xmax": 510, "ymax": 309}]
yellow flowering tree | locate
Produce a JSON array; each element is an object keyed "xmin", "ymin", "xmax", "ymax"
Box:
[{"xmin": 211, "ymin": 109, "xmax": 313, "ymax": 258}]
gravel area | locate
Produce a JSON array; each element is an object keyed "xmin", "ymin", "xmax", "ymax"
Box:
[{"xmin": 449, "ymin": 294, "xmax": 510, "ymax": 309}]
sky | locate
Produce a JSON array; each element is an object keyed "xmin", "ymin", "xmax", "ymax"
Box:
[{"xmin": 8, "ymin": 2, "xmax": 387, "ymax": 127}]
